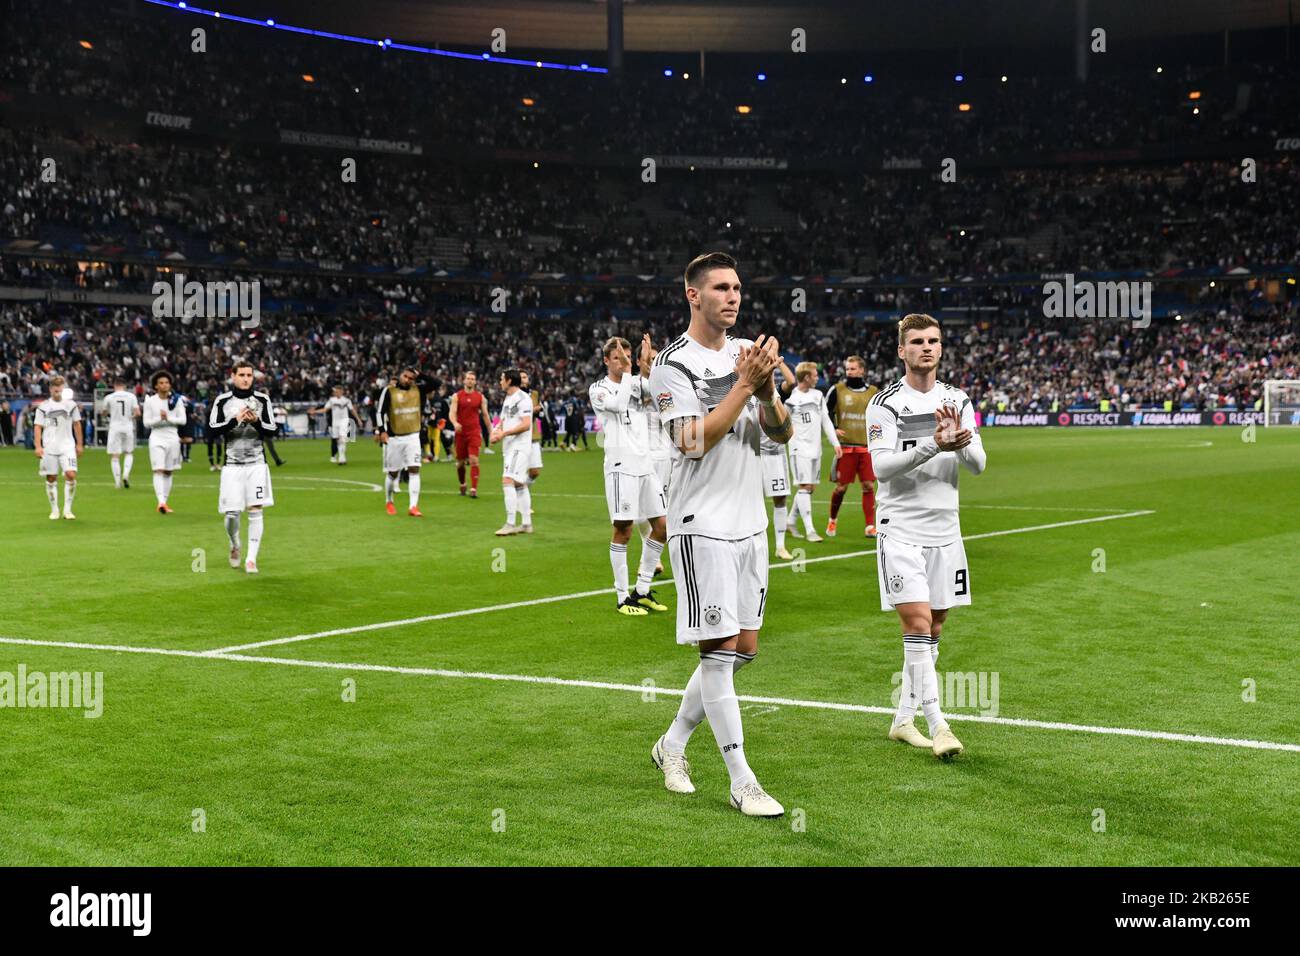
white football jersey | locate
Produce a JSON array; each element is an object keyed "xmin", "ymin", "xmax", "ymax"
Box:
[
  {"xmin": 589, "ymin": 374, "xmax": 653, "ymax": 477},
  {"xmin": 143, "ymin": 394, "xmax": 186, "ymax": 443},
  {"xmin": 499, "ymin": 389, "xmax": 533, "ymax": 456},
  {"xmin": 105, "ymin": 390, "xmax": 139, "ymax": 430},
  {"xmin": 786, "ymin": 386, "xmax": 838, "ymax": 457},
  {"xmin": 34, "ymin": 398, "xmax": 81, "ymax": 453},
  {"xmin": 648, "ymin": 332, "xmax": 766, "ymax": 540},
  {"xmin": 866, "ymin": 378, "xmax": 980, "ymax": 546},
  {"xmin": 324, "ymin": 396, "xmax": 353, "ymax": 429}
]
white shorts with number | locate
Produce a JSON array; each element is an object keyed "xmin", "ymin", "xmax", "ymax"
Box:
[
  {"xmin": 669, "ymin": 532, "xmax": 769, "ymax": 644},
  {"xmin": 149, "ymin": 439, "xmax": 182, "ymax": 471},
  {"xmin": 218, "ymin": 462, "xmax": 274, "ymax": 513},
  {"xmin": 791, "ymin": 452, "xmax": 821, "ymax": 486},
  {"xmin": 383, "ymin": 433, "xmax": 421, "ymax": 471},
  {"xmin": 529, "ymin": 442, "xmax": 543, "ymax": 470},
  {"xmin": 876, "ymin": 533, "xmax": 971, "ymax": 611},
  {"xmin": 605, "ymin": 471, "xmax": 667, "ymax": 523},
  {"xmin": 39, "ymin": 450, "xmax": 77, "ymax": 475},
  {"xmin": 107, "ymin": 427, "xmax": 135, "ymax": 454},
  {"xmin": 761, "ymin": 449, "xmax": 790, "ymax": 498},
  {"xmin": 329, "ymin": 422, "xmax": 352, "ymax": 442},
  {"xmin": 502, "ymin": 445, "xmax": 530, "ymax": 484}
]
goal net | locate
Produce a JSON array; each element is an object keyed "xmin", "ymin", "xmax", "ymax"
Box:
[{"xmin": 1263, "ymin": 380, "xmax": 1300, "ymax": 426}]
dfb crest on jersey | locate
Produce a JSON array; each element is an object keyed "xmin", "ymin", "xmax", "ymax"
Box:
[
  {"xmin": 243, "ymin": 396, "xmax": 263, "ymax": 419},
  {"xmin": 704, "ymin": 606, "xmax": 723, "ymax": 626},
  {"xmin": 890, "ymin": 574, "xmax": 904, "ymax": 593},
  {"xmin": 941, "ymin": 398, "xmax": 959, "ymax": 416}
]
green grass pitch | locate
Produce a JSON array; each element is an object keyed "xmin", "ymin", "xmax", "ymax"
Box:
[{"xmin": 1, "ymin": 425, "xmax": 1297, "ymax": 866}]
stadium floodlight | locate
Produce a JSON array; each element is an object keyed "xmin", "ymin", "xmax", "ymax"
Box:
[
  {"xmin": 864, "ymin": 74, "xmax": 873, "ymax": 83},
  {"xmin": 955, "ymin": 73, "xmax": 964, "ymax": 82},
  {"xmin": 664, "ymin": 69, "xmax": 673, "ymax": 77},
  {"xmin": 1263, "ymin": 381, "xmax": 1300, "ymax": 426},
  {"xmin": 757, "ymin": 72, "xmax": 766, "ymax": 81},
  {"xmin": 1001, "ymin": 75, "xmax": 1008, "ymax": 82}
]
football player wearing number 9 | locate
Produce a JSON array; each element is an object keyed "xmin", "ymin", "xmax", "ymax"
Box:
[
  {"xmin": 867, "ymin": 314, "xmax": 986, "ymax": 760},
  {"xmin": 647, "ymin": 251, "xmax": 792, "ymax": 819},
  {"xmin": 208, "ymin": 362, "xmax": 278, "ymax": 574}
]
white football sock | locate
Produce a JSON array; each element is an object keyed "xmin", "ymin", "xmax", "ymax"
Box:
[
  {"xmin": 773, "ymin": 504, "xmax": 787, "ymax": 550},
  {"xmin": 246, "ymin": 510, "xmax": 264, "ymax": 563},
  {"xmin": 45, "ymin": 481, "xmax": 58, "ymax": 510},
  {"xmin": 797, "ymin": 490, "xmax": 815, "ymax": 532},
  {"xmin": 63, "ymin": 479, "xmax": 76, "ymax": 511},
  {"xmin": 111, "ymin": 458, "xmax": 122, "ymax": 483},
  {"xmin": 384, "ymin": 474, "xmax": 395, "ymax": 503},
  {"xmin": 408, "ymin": 472, "xmax": 421, "ymax": 509},
  {"xmin": 224, "ymin": 512, "xmax": 241, "ymax": 548},
  {"xmin": 634, "ymin": 537, "xmax": 664, "ymax": 594},
  {"xmin": 664, "ymin": 653, "xmax": 753, "ymax": 755},
  {"xmin": 699, "ymin": 651, "xmax": 755, "ymax": 788},
  {"xmin": 904, "ymin": 633, "xmax": 944, "ymax": 733},
  {"xmin": 152, "ymin": 473, "xmax": 166, "ymax": 504},
  {"xmin": 163, "ymin": 473, "xmax": 173, "ymax": 502},
  {"xmin": 609, "ymin": 541, "xmax": 629, "ymax": 601},
  {"xmin": 123, "ymin": 452, "xmax": 134, "ymax": 479},
  {"xmin": 894, "ymin": 639, "xmax": 930, "ymax": 726},
  {"xmin": 516, "ymin": 485, "xmax": 531, "ymax": 524},
  {"xmin": 503, "ymin": 485, "xmax": 518, "ymax": 525}
]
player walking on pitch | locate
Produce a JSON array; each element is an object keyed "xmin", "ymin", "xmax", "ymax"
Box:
[
  {"xmin": 376, "ymin": 367, "xmax": 429, "ymax": 516},
  {"xmin": 143, "ymin": 370, "xmax": 185, "ymax": 514},
  {"xmin": 826, "ymin": 354, "xmax": 879, "ymax": 537},
  {"xmin": 104, "ymin": 377, "xmax": 140, "ymax": 489},
  {"xmin": 209, "ymin": 363, "xmax": 279, "ymax": 574},
  {"xmin": 312, "ymin": 386, "xmax": 362, "ymax": 465},
  {"xmin": 648, "ymin": 251, "xmax": 792, "ymax": 818},
  {"xmin": 450, "ymin": 371, "xmax": 492, "ymax": 498},
  {"xmin": 785, "ymin": 362, "xmax": 841, "ymax": 542},
  {"xmin": 33, "ymin": 375, "xmax": 83, "ymax": 520},
  {"xmin": 491, "ymin": 369, "xmax": 534, "ymax": 535},
  {"xmin": 868, "ymin": 314, "xmax": 986, "ymax": 759},
  {"xmin": 589, "ymin": 334, "xmax": 670, "ymax": 616}
]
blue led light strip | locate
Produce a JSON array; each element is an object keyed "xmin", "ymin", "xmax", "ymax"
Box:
[{"xmin": 141, "ymin": 0, "xmax": 607, "ymax": 73}]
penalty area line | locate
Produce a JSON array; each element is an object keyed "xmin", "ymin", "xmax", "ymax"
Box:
[{"xmin": 0, "ymin": 635, "xmax": 1294, "ymax": 754}]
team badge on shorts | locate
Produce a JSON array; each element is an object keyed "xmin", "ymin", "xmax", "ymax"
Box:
[
  {"xmin": 869, "ymin": 423, "xmax": 883, "ymax": 441},
  {"xmin": 704, "ymin": 606, "xmax": 722, "ymax": 626},
  {"xmin": 890, "ymin": 574, "xmax": 904, "ymax": 593}
]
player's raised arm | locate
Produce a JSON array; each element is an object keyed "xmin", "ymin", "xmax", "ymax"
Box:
[
  {"xmin": 142, "ymin": 398, "xmax": 163, "ymax": 429},
  {"xmin": 209, "ymin": 394, "xmax": 238, "ymax": 435},
  {"xmin": 652, "ymin": 336, "xmax": 777, "ymax": 459},
  {"xmin": 756, "ymin": 339, "xmax": 792, "ymax": 446},
  {"xmin": 953, "ymin": 398, "xmax": 986, "ymax": 475},
  {"xmin": 867, "ymin": 398, "xmax": 937, "ymax": 481},
  {"xmin": 172, "ymin": 398, "xmax": 187, "ymax": 428},
  {"xmin": 255, "ymin": 395, "xmax": 278, "ymax": 435}
]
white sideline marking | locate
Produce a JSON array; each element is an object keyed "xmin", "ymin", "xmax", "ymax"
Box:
[
  {"xmin": 0, "ymin": 635, "xmax": 1295, "ymax": 754},
  {"xmin": 206, "ymin": 510, "xmax": 1155, "ymax": 655}
]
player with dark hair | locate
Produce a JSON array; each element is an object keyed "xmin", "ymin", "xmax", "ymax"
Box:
[
  {"xmin": 143, "ymin": 369, "xmax": 185, "ymax": 514},
  {"xmin": 647, "ymin": 251, "xmax": 791, "ymax": 818},
  {"xmin": 209, "ymin": 362, "xmax": 279, "ymax": 574},
  {"xmin": 490, "ymin": 368, "xmax": 533, "ymax": 535}
]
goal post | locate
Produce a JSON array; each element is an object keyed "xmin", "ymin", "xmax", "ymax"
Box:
[{"xmin": 1263, "ymin": 380, "xmax": 1300, "ymax": 426}]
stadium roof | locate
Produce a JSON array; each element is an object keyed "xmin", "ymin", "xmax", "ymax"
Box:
[{"xmin": 207, "ymin": 0, "xmax": 1295, "ymax": 53}]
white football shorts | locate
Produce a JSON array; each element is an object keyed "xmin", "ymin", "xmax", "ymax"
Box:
[
  {"xmin": 605, "ymin": 471, "xmax": 666, "ymax": 523},
  {"xmin": 876, "ymin": 532, "xmax": 971, "ymax": 611},
  {"xmin": 218, "ymin": 461, "xmax": 274, "ymax": 513},
  {"xmin": 106, "ymin": 427, "xmax": 135, "ymax": 454},
  {"xmin": 383, "ymin": 433, "xmax": 422, "ymax": 471},
  {"xmin": 669, "ymin": 532, "xmax": 769, "ymax": 644}
]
